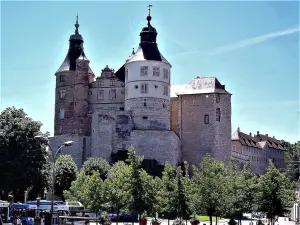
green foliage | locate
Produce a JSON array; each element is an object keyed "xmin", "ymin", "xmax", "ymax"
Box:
[
  {"xmin": 284, "ymin": 141, "xmax": 300, "ymax": 181},
  {"xmin": 55, "ymin": 155, "xmax": 77, "ymax": 200},
  {"xmin": 0, "ymin": 107, "xmax": 48, "ymax": 201},
  {"xmin": 81, "ymin": 157, "xmax": 110, "ymax": 177},
  {"xmin": 257, "ymin": 160, "xmax": 296, "ymax": 220}
]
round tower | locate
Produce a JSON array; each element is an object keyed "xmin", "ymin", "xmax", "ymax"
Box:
[
  {"xmin": 124, "ymin": 6, "xmax": 171, "ymax": 130},
  {"xmin": 54, "ymin": 15, "xmax": 94, "ymax": 136}
]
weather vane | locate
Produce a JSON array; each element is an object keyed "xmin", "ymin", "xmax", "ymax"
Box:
[{"xmin": 148, "ymin": 4, "xmax": 153, "ymax": 16}]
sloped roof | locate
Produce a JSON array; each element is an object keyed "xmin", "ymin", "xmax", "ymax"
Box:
[{"xmin": 231, "ymin": 128, "xmax": 285, "ymax": 151}]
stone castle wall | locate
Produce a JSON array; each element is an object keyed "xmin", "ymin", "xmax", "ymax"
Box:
[
  {"xmin": 125, "ymin": 98, "xmax": 170, "ymax": 130},
  {"xmin": 49, "ymin": 134, "xmax": 91, "ymax": 168}
]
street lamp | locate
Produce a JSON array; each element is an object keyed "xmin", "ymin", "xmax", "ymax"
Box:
[{"xmin": 35, "ymin": 135, "xmax": 73, "ymax": 225}]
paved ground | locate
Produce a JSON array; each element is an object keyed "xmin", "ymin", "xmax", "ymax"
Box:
[{"xmin": 89, "ymin": 219, "xmax": 296, "ymax": 225}]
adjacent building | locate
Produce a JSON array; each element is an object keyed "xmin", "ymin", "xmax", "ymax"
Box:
[{"xmin": 231, "ymin": 127, "xmax": 285, "ymax": 174}]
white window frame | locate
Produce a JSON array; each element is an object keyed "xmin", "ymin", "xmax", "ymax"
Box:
[
  {"xmin": 110, "ymin": 79, "xmax": 115, "ymax": 86},
  {"xmin": 59, "ymin": 109, "xmax": 65, "ymax": 119},
  {"xmin": 141, "ymin": 83, "xmax": 148, "ymax": 93},
  {"xmin": 109, "ymin": 89, "xmax": 116, "ymax": 100},
  {"xmin": 153, "ymin": 66, "xmax": 160, "ymax": 76},
  {"xmin": 163, "ymin": 85, "xmax": 168, "ymax": 96},
  {"xmin": 59, "ymin": 90, "xmax": 66, "ymax": 99},
  {"xmin": 97, "ymin": 90, "xmax": 104, "ymax": 100},
  {"xmin": 140, "ymin": 66, "xmax": 148, "ymax": 76},
  {"xmin": 163, "ymin": 68, "xmax": 169, "ymax": 79}
]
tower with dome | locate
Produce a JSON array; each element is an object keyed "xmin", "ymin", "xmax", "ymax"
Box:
[{"xmin": 50, "ymin": 6, "xmax": 232, "ymax": 170}]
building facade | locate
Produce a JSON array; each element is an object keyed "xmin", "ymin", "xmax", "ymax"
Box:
[
  {"xmin": 231, "ymin": 127, "xmax": 285, "ymax": 174},
  {"xmin": 50, "ymin": 9, "xmax": 233, "ymax": 169}
]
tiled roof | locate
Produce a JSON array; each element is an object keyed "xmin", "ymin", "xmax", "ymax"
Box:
[{"xmin": 231, "ymin": 128, "xmax": 285, "ymax": 151}]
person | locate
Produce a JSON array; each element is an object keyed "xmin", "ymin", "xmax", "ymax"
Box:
[
  {"xmin": 0, "ymin": 215, "xmax": 3, "ymax": 225},
  {"xmin": 17, "ymin": 216, "xmax": 21, "ymax": 225}
]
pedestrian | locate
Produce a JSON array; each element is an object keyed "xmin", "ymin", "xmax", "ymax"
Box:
[{"xmin": 0, "ymin": 215, "xmax": 3, "ymax": 225}]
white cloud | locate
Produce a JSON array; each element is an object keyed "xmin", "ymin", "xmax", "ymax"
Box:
[{"xmin": 174, "ymin": 25, "xmax": 300, "ymax": 57}]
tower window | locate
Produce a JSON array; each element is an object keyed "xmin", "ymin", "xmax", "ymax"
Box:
[
  {"xmin": 163, "ymin": 86, "xmax": 168, "ymax": 96},
  {"xmin": 163, "ymin": 68, "xmax": 169, "ymax": 79},
  {"xmin": 142, "ymin": 116, "xmax": 148, "ymax": 120},
  {"xmin": 141, "ymin": 83, "xmax": 148, "ymax": 93},
  {"xmin": 59, "ymin": 90, "xmax": 66, "ymax": 99},
  {"xmin": 135, "ymin": 85, "xmax": 139, "ymax": 89},
  {"xmin": 109, "ymin": 89, "xmax": 116, "ymax": 99},
  {"xmin": 216, "ymin": 94, "xmax": 220, "ymax": 103},
  {"xmin": 59, "ymin": 109, "xmax": 65, "ymax": 119},
  {"xmin": 204, "ymin": 114, "xmax": 209, "ymax": 124},
  {"xmin": 163, "ymin": 103, "xmax": 166, "ymax": 108},
  {"xmin": 110, "ymin": 79, "xmax": 115, "ymax": 86},
  {"xmin": 154, "ymin": 85, "xmax": 157, "ymax": 88},
  {"xmin": 216, "ymin": 108, "xmax": 221, "ymax": 121},
  {"xmin": 125, "ymin": 69, "xmax": 128, "ymax": 80},
  {"xmin": 144, "ymin": 99, "xmax": 147, "ymax": 106},
  {"xmin": 153, "ymin": 67, "xmax": 160, "ymax": 76},
  {"xmin": 59, "ymin": 76, "xmax": 65, "ymax": 82},
  {"xmin": 97, "ymin": 90, "xmax": 104, "ymax": 100},
  {"xmin": 98, "ymin": 80, "xmax": 102, "ymax": 87},
  {"xmin": 140, "ymin": 66, "xmax": 148, "ymax": 76}
]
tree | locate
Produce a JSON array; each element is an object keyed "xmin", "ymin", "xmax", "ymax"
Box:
[
  {"xmin": 104, "ymin": 161, "xmax": 131, "ymax": 216},
  {"xmin": 0, "ymin": 107, "xmax": 48, "ymax": 201},
  {"xmin": 283, "ymin": 141, "xmax": 300, "ymax": 181},
  {"xmin": 223, "ymin": 160, "xmax": 258, "ymax": 225},
  {"xmin": 257, "ymin": 161, "xmax": 295, "ymax": 225},
  {"xmin": 81, "ymin": 157, "xmax": 110, "ymax": 178},
  {"xmin": 190, "ymin": 155, "xmax": 227, "ymax": 225},
  {"xmin": 85, "ymin": 172, "xmax": 106, "ymax": 211},
  {"xmin": 123, "ymin": 146, "xmax": 157, "ymax": 217},
  {"xmin": 54, "ymin": 155, "xmax": 77, "ymax": 201},
  {"xmin": 64, "ymin": 171, "xmax": 90, "ymax": 208}
]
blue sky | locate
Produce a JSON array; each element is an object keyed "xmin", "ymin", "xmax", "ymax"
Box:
[{"xmin": 1, "ymin": 1, "xmax": 299, "ymax": 143}]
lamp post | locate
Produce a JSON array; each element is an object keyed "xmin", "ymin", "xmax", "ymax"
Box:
[{"xmin": 35, "ymin": 135, "xmax": 73, "ymax": 225}]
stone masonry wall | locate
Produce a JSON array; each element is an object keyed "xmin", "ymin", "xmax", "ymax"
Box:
[
  {"xmin": 125, "ymin": 98, "xmax": 170, "ymax": 130},
  {"xmin": 49, "ymin": 134, "xmax": 91, "ymax": 168},
  {"xmin": 129, "ymin": 130, "xmax": 181, "ymax": 166},
  {"xmin": 180, "ymin": 93, "xmax": 231, "ymax": 167}
]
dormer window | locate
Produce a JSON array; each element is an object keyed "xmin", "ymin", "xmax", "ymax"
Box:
[
  {"xmin": 110, "ymin": 79, "xmax": 115, "ymax": 86},
  {"xmin": 140, "ymin": 66, "xmax": 148, "ymax": 76},
  {"xmin": 59, "ymin": 90, "xmax": 66, "ymax": 99},
  {"xmin": 153, "ymin": 67, "xmax": 160, "ymax": 76},
  {"xmin": 163, "ymin": 68, "xmax": 169, "ymax": 79}
]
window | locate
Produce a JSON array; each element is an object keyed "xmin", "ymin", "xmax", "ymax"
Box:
[
  {"xmin": 216, "ymin": 94, "xmax": 220, "ymax": 103},
  {"xmin": 163, "ymin": 68, "xmax": 169, "ymax": 79},
  {"xmin": 135, "ymin": 85, "xmax": 139, "ymax": 89},
  {"xmin": 163, "ymin": 86, "xmax": 168, "ymax": 96},
  {"xmin": 110, "ymin": 79, "xmax": 115, "ymax": 86},
  {"xmin": 59, "ymin": 76, "xmax": 65, "ymax": 82},
  {"xmin": 120, "ymin": 107, "xmax": 124, "ymax": 111},
  {"xmin": 59, "ymin": 109, "xmax": 64, "ymax": 119},
  {"xmin": 109, "ymin": 89, "xmax": 116, "ymax": 99},
  {"xmin": 204, "ymin": 114, "xmax": 209, "ymax": 124},
  {"xmin": 232, "ymin": 145, "xmax": 236, "ymax": 151},
  {"xmin": 125, "ymin": 69, "xmax": 128, "ymax": 80},
  {"xmin": 143, "ymin": 116, "xmax": 148, "ymax": 120},
  {"xmin": 141, "ymin": 84, "xmax": 148, "ymax": 93},
  {"xmin": 59, "ymin": 90, "xmax": 66, "ymax": 99},
  {"xmin": 144, "ymin": 99, "xmax": 147, "ymax": 107},
  {"xmin": 140, "ymin": 66, "xmax": 148, "ymax": 76},
  {"xmin": 98, "ymin": 80, "xmax": 102, "ymax": 87},
  {"xmin": 121, "ymin": 90, "xmax": 124, "ymax": 94},
  {"xmin": 216, "ymin": 108, "xmax": 221, "ymax": 121},
  {"xmin": 154, "ymin": 85, "xmax": 158, "ymax": 88},
  {"xmin": 153, "ymin": 67, "xmax": 160, "ymax": 76},
  {"xmin": 97, "ymin": 90, "xmax": 104, "ymax": 100}
]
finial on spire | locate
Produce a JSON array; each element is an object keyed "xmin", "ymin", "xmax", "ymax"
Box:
[
  {"xmin": 132, "ymin": 47, "xmax": 135, "ymax": 55},
  {"xmin": 147, "ymin": 4, "xmax": 153, "ymax": 25},
  {"xmin": 75, "ymin": 13, "xmax": 79, "ymax": 34}
]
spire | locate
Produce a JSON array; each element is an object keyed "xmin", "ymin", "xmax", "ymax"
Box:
[
  {"xmin": 140, "ymin": 4, "xmax": 157, "ymax": 43},
  {"xmin": 75, "ymin": 13, "xmax": 79, "ymax": 34},
  {"xmin": 132, "ymin": 47, "xmax": 135, "ymax": 55}
]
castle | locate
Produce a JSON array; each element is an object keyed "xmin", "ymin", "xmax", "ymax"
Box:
[{"xmin": 50, "ymin": 8, "xmax": 232, "ymax": 169}]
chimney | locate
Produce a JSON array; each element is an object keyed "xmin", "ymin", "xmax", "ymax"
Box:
[
  {"xmin": 266, "ymin": 134, "xmax": 268, "ymax": 137},
  {"xmin": 249, "ymin": 132, "xmax": 252, "ymax": 137},
  {"xmin": 257, "ymin": 131, "xmax": 259, "ymax": 135},
  {"xmin": 237, "ymin": 127, "xmax": 240, "ymax": 132}
]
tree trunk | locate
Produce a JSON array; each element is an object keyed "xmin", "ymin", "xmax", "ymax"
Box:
[
  {"xmin": 168, "ymin": 219, "xmax": 169, "ymax": 225},
  {"xmin": 209, "ymin": 215, "xmax": 212, "ymax": 225},
  {"xmin": 215, "ymin": 216, "xmax": 218, "ymax": 225},
  {"xmin": 116, "ymin": 213, "xmax": 119, "ymax": 225}
]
